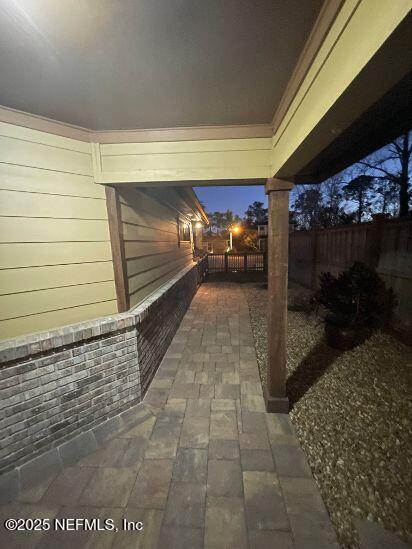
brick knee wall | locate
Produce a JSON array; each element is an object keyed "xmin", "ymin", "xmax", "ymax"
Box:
[
  {"xmin": 0, "ymin": 263, "xmax": 200, "ymax": 474},
  {"xmin": 137, "ymin": 267, "xmax": 198, "ymax": 394},
  {"xmin": 0, "ymin": 328, "xmax": 140, "ymax": 473}
]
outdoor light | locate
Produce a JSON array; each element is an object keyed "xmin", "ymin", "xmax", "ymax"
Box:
[
  {"xmin": 195, "ymin": 221, "xmax": 202, "ymax": 229},
  {"xmin": 228, "ymin": 225, "xmax": 241, "ymax": 250}
]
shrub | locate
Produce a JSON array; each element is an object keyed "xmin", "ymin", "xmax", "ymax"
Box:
[{"xmin": 317, "ymin": 262, "xmax": 397, "ymax": 329}]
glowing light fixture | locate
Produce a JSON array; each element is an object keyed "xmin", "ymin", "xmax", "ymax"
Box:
[{"xmin": 229, "ymin": 225, "xmax": 241, "ymax": 250}]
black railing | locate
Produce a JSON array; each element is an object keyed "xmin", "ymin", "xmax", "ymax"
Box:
[{"xmin": 207, "ymin": 252, "xmax": 267, "ymax": 273}]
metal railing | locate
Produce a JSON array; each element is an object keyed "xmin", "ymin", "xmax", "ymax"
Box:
[{"xmin": 207, "ymin": 252, "xmax": 267, "ymax": 273}]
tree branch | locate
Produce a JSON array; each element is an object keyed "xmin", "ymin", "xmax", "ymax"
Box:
[
  {"xmin": 358, "ymin": 161, "xmax": 398, "ymax": 181},
  {"xmin": 390, "ymin": 141, "xmax": 403, "ymax": 156}
]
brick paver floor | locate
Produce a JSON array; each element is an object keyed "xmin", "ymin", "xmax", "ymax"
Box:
[{"xmin": 0, "ymin": 282, "xmax": 339, "ymax": 548}]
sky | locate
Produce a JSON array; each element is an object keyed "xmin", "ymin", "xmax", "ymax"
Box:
[
  {"xmin": 194, "ymin": 135, "xmax": 409, "ymax": 219},
  {"xmin": 194, "ymin": 185, "xmax": 268, "ymax": 217}
]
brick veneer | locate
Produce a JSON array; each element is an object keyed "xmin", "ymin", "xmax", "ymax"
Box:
[{"xmin": 0, "ymin": 263, "xmax": 200, "ymax": 474}]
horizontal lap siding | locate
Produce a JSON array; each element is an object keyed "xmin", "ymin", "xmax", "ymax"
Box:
[
  {"xmin": 118, "ymin": 188, "xmax": 194, "ymax": 309},
  {"xmin": 0, "ymin": 242, "xmax": 112, "ymax": 268},
  {"xmin": 99, "ymin": 138, "xmax": 272, "ymax": 182},
  {"xmin": 0, "ymin": 122, "xmax": 116, "ymax": 339}
]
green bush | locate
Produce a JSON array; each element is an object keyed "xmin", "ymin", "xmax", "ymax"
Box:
[{"xmin": 317, "ymin": 262, "xmax": 397, "ymax": 329}]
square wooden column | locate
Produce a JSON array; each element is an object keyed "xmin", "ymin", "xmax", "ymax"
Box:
[
  {"xmin": 265, "ymin": 178, "xmax": 294, "ymax": 413},
  {"xmin": 105, "ymin": 186, "xmax": 129, "ymax": 313}
]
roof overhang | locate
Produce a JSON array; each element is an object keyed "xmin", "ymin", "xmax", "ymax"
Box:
[
  {"xmin": 276, "ymin": 10, "xmax": 412, "ymax": 183},
  {"xmin": 0, "ymin": 1, "xmax": 410, "ymax": 185}
]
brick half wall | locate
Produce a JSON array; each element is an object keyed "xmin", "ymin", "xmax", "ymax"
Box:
[{"xmin": 0, "ymin": 262, "xmax": 201, "ymax": 475}]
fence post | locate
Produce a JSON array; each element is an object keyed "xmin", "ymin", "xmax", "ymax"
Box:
[
  {"xmin": 224, "ymin": 253, "xmax": 228, "ymax": 273},
  {"xmin": 263, "ymin": 251, "xmax": 268, "ymax": 274},
  {"xmin": 244, "ymin": 253, "xmax": 248, "ymax": 271}
]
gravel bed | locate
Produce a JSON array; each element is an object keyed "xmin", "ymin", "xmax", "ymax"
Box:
[{"xmin": 243, "ymin": 282, "xmax": 412, "ymax": 548}]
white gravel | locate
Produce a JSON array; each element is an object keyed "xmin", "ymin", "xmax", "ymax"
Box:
[{"xmin": 243, "ymin": 282, "xmax": 412, "ymax": 548}]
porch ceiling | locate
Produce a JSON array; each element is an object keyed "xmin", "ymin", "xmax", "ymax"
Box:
[{"xmin": 0, "ymin": 0, "xmax": 322, "ymax": 130}]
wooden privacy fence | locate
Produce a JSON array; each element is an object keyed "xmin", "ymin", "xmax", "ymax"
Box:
[
  {"xmin": 289, "ymin": 217, "xmax": 412, "ymax": 336},
  {"xmin": 207, "ymin": 252, "xmax": 266, "ymax": 273}
]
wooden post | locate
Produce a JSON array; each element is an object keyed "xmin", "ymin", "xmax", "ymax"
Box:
[
  {"xmin": 265, "ymin": 178, "xmax": 294, "ymax": 413},
  {"xmin": 224, "ymin": 253, "xmax": 228, "ymax": 273},
  {"xmin": 194, "ymin": 225, "xmax": 203, "ymax": 251},
  {"xmin": 105, "ymin": 186, "xmax": 129, "ymax": 313},
  {"xmin": 244, "ymin": 253, "xmax": 248, "ymax": 271}
]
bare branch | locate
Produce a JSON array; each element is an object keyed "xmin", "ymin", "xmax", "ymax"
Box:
[
  {"xmin": 390, "ymin": 141, "xmax": 403, "ymax": 156},
  {"xmin": 358, "ymin": 161, "xmax": 398, "ymax": 181}
]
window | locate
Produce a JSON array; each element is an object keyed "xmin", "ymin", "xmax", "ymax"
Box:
[
  {"xmin": 207, "ymin": 242, "xmax": 213, "ymax": 252},
  {"xmin": 258, "ymin": 239, "xmax": 267, "ymax": 251}
]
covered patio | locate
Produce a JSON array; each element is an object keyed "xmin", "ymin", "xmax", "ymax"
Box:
[
  {"xmin": 0, "ymin": 1, "xmax": 411, "ymax": 547},
  {"xmin": 0, "ymin": 1, "xmax": 410, "ymax": 414},
  {"xmin": 0, "ymin": 282, "xmax": 339, "ymax": 548}
]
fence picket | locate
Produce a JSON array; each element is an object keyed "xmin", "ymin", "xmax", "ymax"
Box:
[{"xmin": 207, "ymin": 252, "xmax": 265, "ymax": 273}]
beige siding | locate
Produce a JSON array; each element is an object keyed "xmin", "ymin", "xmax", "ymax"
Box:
[
  {"xmin": 270, "ymin": 0, "xmax": 411, "ymax": 174},
  {"xmin": 118, "ymin": 188, "xmax": 194, "ymax": 309},
  {"xmin": 0, "ymin": 122, "xmax": 116, "ymax": 339},
  {"xmin": 97, "ymin": 138, "xmax": 272, "ymax": 183}
]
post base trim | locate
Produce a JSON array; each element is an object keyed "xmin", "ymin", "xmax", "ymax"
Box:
[{"xmin": 264, "ymin": 388, "xmax": 289, "ymax": 414}]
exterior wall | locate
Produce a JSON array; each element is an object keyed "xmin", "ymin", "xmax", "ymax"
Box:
[
  {"xmin": 118, "ymin": 187, "xmax": 195, "ymax": 308},
  {"xmin": 95, "ymin": 138, "xmax": 272, "ymax": 183},
  {"xmin": 258, "ymin": 238, "xmax": 268, "ymax": 252},
  {"xmin": 257, "ymin": 225, "xmax": 268, "ymax": 252},
  {"xmin": 194, "ymin": 226, "xmax": 203, "ymax": 251},
  {"xmin": 0, "ymin": 261, "xmax": 202, "ymax": 476},
  {"xmin": 202, "ymin": 239, "xmax": 229, "ymax": 254},
  {"xmin": 289, "ymin": 219, "xmax": 412, "ymax": 335},
  {"xmin": 0, "ymin": 121, "xmax": 117, "ymax": 339}
]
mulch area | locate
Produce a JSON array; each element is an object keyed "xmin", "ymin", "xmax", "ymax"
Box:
[{"xmin": 242, "ymin": 281, "xmax": 412, "ymax": 548}]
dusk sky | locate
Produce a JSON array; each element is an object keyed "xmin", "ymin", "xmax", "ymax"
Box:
[
  {"xmin": 194, "ymin": 185, "xmax": 302, "ymax": 217},
  {"xmin": 194, "ymin": 185, "xmax": 268, "ymax": 217}
]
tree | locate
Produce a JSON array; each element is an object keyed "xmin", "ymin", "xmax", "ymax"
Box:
[
  {"xmin": 357, "ymin": 131, "xmax": 411, "ymax": 218},
  {"xmin": 292, "ymin": 186, "xmax": 323, "ymax": 230},
  {"xmin": 236, "ymin": 228, "xmax": 259, "ymax": 251},
  {"xmin": 343, "ymin": 175, "xmax": 375, "ymax": 223},
  {"xmin": 206, "ymin": 209, "xmax": 241, "ymax": 234},
  {"xmin": 317, "ymin": 175, "xmax": 348, "ymax": 228},
  {"xmin": 245, "ymin": 201, "xmax": 268, "ymax": 228},
  {"xmin": 373, "ymin": 178, "xmax": 398, "ymax": 215}
]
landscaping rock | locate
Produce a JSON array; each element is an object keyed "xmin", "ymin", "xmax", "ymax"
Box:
[{"xmin": 243, "ymin": 282, "xmax": 412, "ymax": 548}]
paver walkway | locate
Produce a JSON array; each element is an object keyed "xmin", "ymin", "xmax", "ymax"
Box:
[{"xmin": 0, "ymin": 282, "xmax": 339, "ymax": 548}]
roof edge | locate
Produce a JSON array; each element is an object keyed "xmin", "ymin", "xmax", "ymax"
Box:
[{"xmin": 0, "ymin": 104, "xmax": 272, "ymax": 144}]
